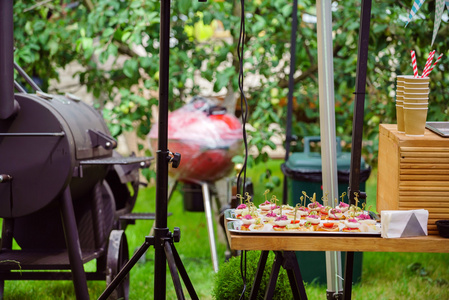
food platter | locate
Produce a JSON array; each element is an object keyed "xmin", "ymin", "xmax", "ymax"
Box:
[
  {"xmin": 227, "ymin": 220, "xmax": 381, "ymax": 236},
  {"xmin": 224, "ymin": 208, "xmax": 239, "ymax": 221},
  {"xmin": 224, "ymin": 207, "xmax": 381, "ymax": 237}
]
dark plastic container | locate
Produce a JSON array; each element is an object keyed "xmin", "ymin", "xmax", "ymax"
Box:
[
  {"xmin": 436, "ymin": 220, "xmax": 449, "ymax": 238},
  {"xmin": 182, "ymin": 183, "xmax": 204, "ymax": 212},
  {"xmin": 282, "ymin": 136, "xmax": 371, "ymax": 285}
]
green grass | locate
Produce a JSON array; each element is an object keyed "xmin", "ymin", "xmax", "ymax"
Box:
[{"xmin": 1, "ymin": 160, "xmax": 449, "ymax": 299}]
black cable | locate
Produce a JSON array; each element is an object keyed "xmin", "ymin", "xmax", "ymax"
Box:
[
  {"xmin": 236, "ymin": 0, "xmax": 249, "ymax": 299},
  {"xmin": 236, "ymin": 0, "xmax": 248, "ymax": 197},
  {"xmin": 239, "ymin": 250, "xmax": 247, "ymax": 300}
]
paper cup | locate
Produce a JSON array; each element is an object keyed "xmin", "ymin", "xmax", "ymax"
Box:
[
  {"xmin": 403, "ymin": 91, "xmax": 429, "ymax": 98},
  {"xmin": 404, "ymin": 88, "xmax": 429, "ymax": 94},
  {"xmin": 403, "ymin": 102, "xmax": 428, "ymax": 109},
  {"xmin": 402, "ymin": 97, "xmax": 429, "ymax": 103},
  {"xmin": 403, "ymin": 107, "xmax": 428, "ymax": 136},
  {"xmin": 396, "ymin": 77, "xmax": 405, "ymax": 97},
  {"xmin": 403, "ymin": 82, "xmax": 430, "ymax": 89},
  {"xmin": 401, "ymin": 75, "xmax": 430, "ymax": 83},
  {"xmin": 396, "ymin": 104, "xmax": 405, "ymax": 133},
  {"xmin": 404, "ymin": 91, "xmax": 429, "ymax": 95}
]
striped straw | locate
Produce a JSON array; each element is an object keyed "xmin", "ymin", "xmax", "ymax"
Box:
[
  {"xmin": 410, "ymin": 50, "xmax": 419, "ymax": 78},
  {"xmin": 423, "ymin": 53, "xmax": 443, "ymax": 77},
  {"xmin": 422, "ymin": 50, "xmax": 435, "ymax": 77}
]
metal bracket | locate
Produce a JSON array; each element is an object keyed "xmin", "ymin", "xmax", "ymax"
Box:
[
  {"xmin": 168, "ymin": 152, "xmax": 181, "ymax": 168},
  {"xmin": 88, "ymin": 129, "xmax": 117, "ymax": 150}
]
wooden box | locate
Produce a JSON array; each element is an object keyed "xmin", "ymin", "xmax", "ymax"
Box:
[{"xmin": 377, "ymin": 124, "xmax": 449, "ymax": 235}]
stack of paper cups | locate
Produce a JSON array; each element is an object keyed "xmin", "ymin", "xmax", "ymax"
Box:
[
  {"xmin": 396, "ymin": 76, "xmax": 405, "ymax": 133},
  {"xmin": 400, "ymin": 75, "xmax": 430, "ymax": 136}
]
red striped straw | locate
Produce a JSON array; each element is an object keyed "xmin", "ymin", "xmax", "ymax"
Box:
[
  {"xmin": 410, "ymin": 50, "xmax": 419, "ymax": 78},
  {"xmin": 423, "ymin": 53, "xmax": 443, "ymax": 77},
  {"xmin": 422, "ymin": 50, "xmax": 435, "ymax": 77}
]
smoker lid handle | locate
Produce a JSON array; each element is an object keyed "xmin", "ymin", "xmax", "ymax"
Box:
[{"xmin": 88, "ymin": 129, "xmax": 117, "ymax": 150}]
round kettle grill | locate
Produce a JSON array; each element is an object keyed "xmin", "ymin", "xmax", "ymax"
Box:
[
  {"xmin": 0, "ymin": 2, "xmax": 153, "ymax": 299},
  {"xmin": 148, "ymin": 96, "xmax": 243, "ymax": 182}
]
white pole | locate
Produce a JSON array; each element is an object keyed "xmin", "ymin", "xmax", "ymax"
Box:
[{"xmin": 316, "ymin": 0, "xmax": 343, "ymax": 295}]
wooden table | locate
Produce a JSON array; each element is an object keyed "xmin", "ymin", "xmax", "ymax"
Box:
[
  {"xmin": 229, "ymin": 234, "xmax": 449, "ymax": 253},
  {"xmin": 227, "ymin": 232, "xmax": 449, "ymax": 300}
]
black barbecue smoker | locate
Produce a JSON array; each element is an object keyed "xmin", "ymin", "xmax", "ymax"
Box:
[{"xmin": 0, "ymin": 1, "xmax": 153, "ymax": 299}]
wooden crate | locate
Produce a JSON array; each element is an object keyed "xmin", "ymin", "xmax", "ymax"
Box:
[{"xmin": 377, "ymin": 124, "xmax": 449, "ymax": 235}]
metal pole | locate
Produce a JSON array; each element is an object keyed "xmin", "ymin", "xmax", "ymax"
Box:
[
  {"xmin": 200, "ymin": 182, "xmax": 219, "ymax": 272},
  {"xmin": 154, "ymin": 0, "xmax": 171, "ymax": 298},
  {"xmin": 282, "ymin": 0, "xmax": 299, "ymax": 205},
  {"xmin": 0, "ymin": 0, "xmax": 18, "ymax": 120},
  {"xmin": 348, "ymin": 0, "xmax": 372, "ymax": 205},
  {"xmin": 316, "ymin": 0, "xmax": 343, "ymax": 297}
]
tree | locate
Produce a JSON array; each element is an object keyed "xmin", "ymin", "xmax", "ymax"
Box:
[{"xmin": 12, "ymin": 0, "xmax": 449, "ymax": 184}]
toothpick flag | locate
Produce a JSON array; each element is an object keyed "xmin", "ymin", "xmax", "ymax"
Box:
[
  {"xmin": 432, "ymin": 0, "xmax": 445, "ymax": 46},
  {"xmin": 405, "ymin": 0, "xmax": 427, "ymax": 27}
]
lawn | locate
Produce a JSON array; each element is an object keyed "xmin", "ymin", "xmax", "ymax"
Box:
[{"xmin": 1, "ymin": 159, "xmax": 449, "ymax": 299}]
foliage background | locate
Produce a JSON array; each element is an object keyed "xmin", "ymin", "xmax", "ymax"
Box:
[{"xmin": 12, "ymin": 0, "xmax": 449, "ymax": 171}]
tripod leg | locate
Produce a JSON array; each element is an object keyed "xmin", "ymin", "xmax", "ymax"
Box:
[
  {"xmin": 164, "ymin": 240, "xmax": 186, "ymax": 300},
  {"xmin": 343, "ymin": 251, "xmax": 354, "ymax": 300},
  {"xmin": 200, "ymin": 182, "xmax": 219, "ymax": 272},
  {"xmin": 169, "ymin": 241, "xmax": 199, "ymax": 299},
  {"xmin": 60, "ymin": 187, "xmax": 89, "ymax": 300},
  {"xmin": 283, "ymin": 251, "xmax": 307, "ymax": 300},
  {"xmin": 264, "ymin": 251, "xmax": 283, "ymax": 300},
  {"xmin": 250, "ymin": 251, "xmax": 269, "ymax": 300},
  {"xmin": 98, "ymin": 238, "xmax": 152, "ymax": 300}
]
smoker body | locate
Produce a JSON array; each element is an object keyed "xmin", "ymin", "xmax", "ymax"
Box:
[
  {"xmin": 0, "ymin": 93, "xmax": 112, "ymax": 218},
  {"xmin": 0, "ymin": 92, "xmax": 152, "ymax": 299}
]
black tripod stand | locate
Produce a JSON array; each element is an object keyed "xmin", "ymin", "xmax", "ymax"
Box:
[{"xmin": 99, "ymin": 0, "xmax": 201, "ymax": 299}]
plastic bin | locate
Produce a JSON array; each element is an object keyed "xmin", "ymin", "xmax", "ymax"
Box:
[
  {"xmin": 182, "ymin": 183, "xmax": 205, "ymax": 212},
  {"xmin": 281, "ymin": 136, "xmax": 371, "ymax": 285}
]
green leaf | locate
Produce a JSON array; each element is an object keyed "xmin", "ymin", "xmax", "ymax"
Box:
[
  {"xmin": 271, "ymin": 176, "xmax": 281, "ymax": 186},
  {"xmin": 81, "ymin": 37, "xmax": 93, "ymax": 51},
  {"xmin": 130, "ymin": 1, "xmax": 142, "ymax": 9},
  {"xmin": 281, "ymin": 4, "xmax": 292, "ymax": 17},
  {"xmin": 102, "ymin": 28, "xmax": 115, "ymax": 38},
  {"xmin": 123, "ymin": 59, "xmax": 139, "ymax": 78},
  {"xmin": 33, "ymin": 20, "xmax": 45, "ymax": 32},
  {"xmin": 178, "ymin": 0, "xmax": 190, "ymax": 15},
  {"xmin": 140, "ymin": 56, "xmax": 152, "ymax": 68},
  {"xmin": 121, "ymin": 31, "xmax": 132, "ymax": 42}
]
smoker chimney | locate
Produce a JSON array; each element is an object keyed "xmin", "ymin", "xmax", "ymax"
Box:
[{"xmin": 0, "ymin": 0, "xmax": 19, "ymax": 119}]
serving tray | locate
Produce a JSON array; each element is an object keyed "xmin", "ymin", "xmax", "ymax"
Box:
[{"xmin": 227, "ymin": 220, "xmax": 381, "ymax": 237}]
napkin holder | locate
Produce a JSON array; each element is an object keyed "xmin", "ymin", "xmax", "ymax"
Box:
[{"xmin": 381, "ymin": 209, "xmax": 429, "ymax": 238}]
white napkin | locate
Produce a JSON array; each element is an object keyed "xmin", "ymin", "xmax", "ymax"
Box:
[{"xmin": 381, "ymin": 209, "xmax": 428, "ymax": 238}]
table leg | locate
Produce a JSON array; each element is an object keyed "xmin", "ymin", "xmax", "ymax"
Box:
[
  {"xmin": 283, "ymin": 251, "xmax": 307, "ymax": 300},
  {"xmin": 264, "ymin": 251, "xmax": 283, "ymax": 300},
  {"xmin": 343, "ymin": 251, "xmax": 354, "ymax": 300},
  {"xmin": 250, "ymin": 251, "xmax": 269, "ymax": 300}
]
